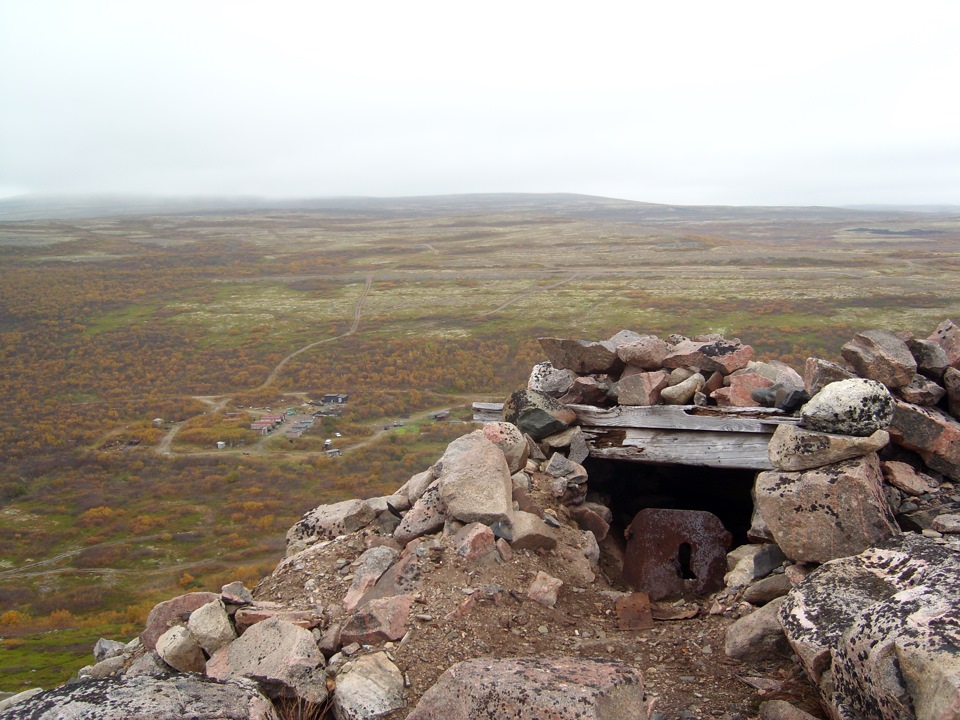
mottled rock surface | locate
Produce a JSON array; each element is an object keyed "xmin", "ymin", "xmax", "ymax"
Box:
[
  {"xmin": 768, "ymin": 424, "xmax": 889, "ymax": 471},
  {"xmin": 406, "ymin": 657, "xmax": 647, "ymax": 720},
  {"xmin": 502, "ymin": 389, "xmax": 577, "ymax": 441},
  {"xmin": 800, "ymin": 378, "xmax": 895, "ymax": 436},
  {"xmin": 286, "ymin": 499, "xmax": 375, "ymax": 549},
  {"xmin": 841, "ymin": 329, "xmax": 917, "ymax": 388},
  {"xmin": 889, "ymin": 401, "xmax": 960, "ymax": 481}
]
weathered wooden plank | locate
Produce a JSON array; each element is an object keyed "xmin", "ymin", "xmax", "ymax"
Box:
[
  {"xmin": 570, "ymin": 404, "xmax": 797, "ymax": 433},
  {"xmin": 582, "ymin": 427, "xmax": 774, "ymax": 470}
]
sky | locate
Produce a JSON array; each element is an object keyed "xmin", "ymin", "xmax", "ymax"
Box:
[{"xmin": 1, "ymin": 1, "xmax": 959, "ymax": 206}]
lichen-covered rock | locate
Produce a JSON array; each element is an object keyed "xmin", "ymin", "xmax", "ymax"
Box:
[
  {"xmin": 481, "ymin": 421, "xmax": 529, "ymax": 474},
  {"xmin": 406, "ymin": 657, "xmax": 646, "ymax": 720},
  {"xmin": 206, "ymin": 616, "xmax": 327, "ymax": 704},
  {"xmin": 332, "ymin": 651, "xmax": 406, "ymax": 720},
  {"xmin": 754, "ymin": 454, "xmax": 899, "ymax": 563},
  {"xmin": 0, "ymin": 675, "xmax": 279, "ymax": 720},
  {"xmin": 502, "ymin": 389, "xmax": 577, "ymax": 441},
  {"xmin": 896, "ymin": 373, "xmax": 946, "ymax": 406},
  {"xmin": 662, "ymin": 337, "xmax": 755, "ymax": 374},
  {"xmin": 767, "ymin": 424, "xmax": 889, "ymax": 471},
  {"xmin": 800, "ymin": 378, "xmax": 895, "ymax": 436},
  {"xmin": 928, "ymin": 319, "xmax": 960, "ymax": 369},
  {"xmin": 779, "ymin": 534, "xmax": 960, "ymax": 720},
  {"xmin": 286, "ymin": 499, "xmax": 376, "ymax": 550},
  {"xmin": 393, "ymin": 483, "xmax": 446, "ymax": 545},
  {"xmin": 527, "ymin": 360, "xmax": 578, "ymax": 397}
]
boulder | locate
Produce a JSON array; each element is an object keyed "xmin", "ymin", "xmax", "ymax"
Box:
[
  {"xmin": 896, "ymin": 373, "xmax": 946, "ymax": 406},
  {"xmin": 332, "ymin": 651, "xmax": 406, "ymax": 720},
  {"xmin": 932, "ymin": 513, "xmax": 960, "ymax": 533},
  {"xmin": 453, "ymin": 522, "xmax": 496, "ymax": 562},
  {"xmin": 343, "ymin": 545, "xmax": 400, "ymax": 612},
  {"xmin": 660, "ymin": 372, "xmax": 705, "ymax": 405},
  {"xmin": 286, "ymin": 499, "xmax": 375, "ymax": 549},
  {"xmin": 187, "ymin": 599, "xmax": 237, "ymax": 656},
  {"xmin": 538, "ymin": 336, "xmax": 624, "ymax": 374},
  {"xmin": 724, "ymin": 596, "xmax": 790, "ymax": 661},
  {"xmin": 220, "ymin": 581, "xmax": 253, "ymax": 606},
  {"xmin": 881, "ymin": 461, "xmax": 939, "ymax": 497},
  {"xmin": 206, "ymin": 616, "xmax": 327, "ymax": 704},
  {"xmin": 0, "ymin": 675, "xmax": 279, "ymax": 720},
  {"xmin": 841, "ymin": 329, "xmax": 917, "ymax": 388},
  {"xmin": 560, "ymin": 376, "xmax": 612, "ymax": 405},
  {"xmin": 779, "ymin": 534, "xmax": 960, "ymax": 720},
  {"xmin": 406, "ymin": 657, "xmax": 646, "ymax": 720},
  {"xmin": 93, "ymin": 638, "xmax": 127, "ymax": 663},
  {"xmin": 944, "ymin": 367, "xmax": 960, "ymax": 419},
  {"xmin": 509, "ymin": 511, "xmax": 558, "ymax": 551},
  {"xmin": 742, "ymin": 573, "xmax": 793, "ymax": 605},
  {"xmin": 615, "ymin": 370, "xmax": 670, "ymax": 406},
  {"xmin": 754, "ymin": 454, "xmax": 899, "ymax": 563},
  {"xmin": 527, "ymin": 361, "xmax": 578, "ymax": 397},
  {"xmin": 616, "ymin": 334, "xmax": 672, "ymax": 369},
  {"xmin": 888, "ymin": 401, "xmax": 960, "ymax": 481},
  {"xmin": 800, "ymin": 378, "xmax": 895, "ymax": 436},
  {"xmin": 155, "ymin": 625, "xmax": 206, "ymax": 674},
  {"xmin": 502, "ymin": 389, "xmax": 577, "ymax": 441},
  {"xmin": 712, "ymin": 372, "xmax": 773, "ymax": 407},
  {"xmin": 804, "ymin": 357, "xmax": 855, "ymax": 395},
  {"xmin": 398, "ymin": 468, "xmax": 438, "ymax": 503},
  {"xmin": 436, "ymin": 432, "xmax": 512, "ymax": 525},
  {"xmin": 767, "ymin": 424, "xmax": 889, "ymax": 471},
  {"xmin": 662, "ymin": 337, "xmax": 754, "ymax": 374},
  {"xmin": 140, "ymin": 591, "xmax": 220, "ymax": 651},
  {"xmin": 906, "ymin": 337, "xmax": 950, "ymax": 381},
  {"xmin": 339, "ymin": 595, "xmax": 412, "ymax": 645},
  {"xmin": 928, "ymin": 319, "xmax": 960, "ymax": 368},
  {"xmin": 394, "ymin": 483, "xmax": 445, "ymax": 545},
  {"xmin": 481, "ymin": 422, "xmax": 529, "ymax": 474}
]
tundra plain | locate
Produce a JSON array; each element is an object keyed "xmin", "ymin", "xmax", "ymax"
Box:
[{"xmin": 1, "ymin": 193, "xmax": 959, "ymax": 690}]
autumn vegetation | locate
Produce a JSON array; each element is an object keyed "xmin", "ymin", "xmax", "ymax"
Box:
[{"xmin": 1, "ymin": 196, "xmax": 959, "ymax": 690}]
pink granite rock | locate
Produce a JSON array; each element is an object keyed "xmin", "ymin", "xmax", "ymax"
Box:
[
  {"xmin": 889, "ymin": 401, "xmax": 960, "ymax": 481},
  {"xmin": 453, "ymin": 522, "xmax": 496, "ymax": 562},
  {"xmin": 841, "ymin": 330, "xmax": 917, "ymax": 388},
  {"xmin": 527, "ymin": 570, "xmax": 563, "ymax": 607},
  {"xmin": 340, "ymin": 595, "xmax": 412, "ymax": 645},
  {"xmin": 140, "ymin": 592, "xmax": 220, "ymax": 650},
  {"xmin": 712, "ymin": 372, "xmax": 773, "ymax": 407}
]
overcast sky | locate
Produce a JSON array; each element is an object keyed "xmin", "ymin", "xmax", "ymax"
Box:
[{"xmin": 1, "ymin": 1, "xmax": 958, "ymax": 206}]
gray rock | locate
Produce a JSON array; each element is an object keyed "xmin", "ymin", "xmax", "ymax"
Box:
[
  {"xmin": 779, "ymin": 534, "xmax": 960, "ymax": 720},
  {"xmin": 742, "ymin": 573, "xmax": 793, "ymax": 605},
  {"xmin": 768, "ymin": 424, "xmax": 889, "ymax": 471},
  {"xmin": 928, "ymin": 319, "xmax": 960, "ymax": 369},
  {"xmin": 188, "ymin": 599, "xmax": 237, "ymax": 656},
  {"xmin": 663, "ymin": 337, "xmax": 755, "ymax": 374},
  {"xmin": 0, "ymin": 689, "xmax": 43, "ymax": 714},
  {"xmin": 724, "ymin": 543, "xmax": 786, "ymax": 588},
  {"xmin": 932, "ymin": 513, "xmax": 960, "ymax": 533},
  {"xmin": 804, "ymin": 357, "xmax": 856, "ymax": 395},
  {"xmin": 155, "ymin": 625, "xmax": 205, "ymax": 674},
  {"xmin": 437, "ymin": 431, "xmax": 512, "ymax": 525},
  {"xmin": 538, "ymin": 336, "xmax": 624, "ymax": 374},
  {"xmin": 332, "ymin": 651, "xmax": 405, "ymax": 720},
  {"xmin": 398, "ymin": 468, "xmax": 438, "ymax": 503},
  {"xmin": 123, "ymin": 650, "xmax": 171, "ymax": 678},
  {"xmin": 527, "ymin": 361, "xmax": 578, "ymax": 397},
  {"xmin": 503, "ymin": 389, "xmax": 577, "ymax": 441},
  {"xmin": 841, "ymin": 329, "xmax": 917, "ymax": 388},
  {"xmin": 906, "ymin": 337, "xmax": 950, "ymax": 381},
  {"xmin": 945, "ymin": 367, "xmax": 960, "ymax": 420},
  {"xmin": 660, "ymin": 372, "xmax": 705, "ymax": 405},
  {"xmin": 724, "ymin": 596, "xmax": 790, "ymax": 661},
  {"xmin": 800, "ymin": 378, "xmax": 895, "ymax": 436},
  {"xmin": 0, "ymin": 675, "xmax": 279, "ymax": 720},
  {"xmin": 406, "ymin": 657, "xmax": 645, "ymax": 720},
  {"xmin": 78, "ymin": 655, "xmax": 127, "ymax": 680},
  {"xmin": 343, "ymin": 545, "xmax": 400, "ymax": 612},
  {"xmin": 759, "ymin": 700, "xmax": 819, "ymax": 720},
  {"xmin": 754, "ymin": 454, "xmax": 900, "ymax": 563},
  {"xmin": 220, "ymin": 581, "xmax": 254, "ymax": 606},
  {"xmin": 286, "ymin": 499, "xmax": 376, "ymax": 549},
  {"xmin": 93, "ymin": 638, "xmax": 127, "ymax": 663},
  {"xmin": 207, "ymin": 616, "xmax": 327, "ymax": 704},
  {"xmin": 394, "ymin": 482, "xmax": 446, "ymax": 545}
]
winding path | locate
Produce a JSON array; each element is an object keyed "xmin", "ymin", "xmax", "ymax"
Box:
[{"xmin": 258, "ymin": 274, "xmax": 372, "ymax": 388}]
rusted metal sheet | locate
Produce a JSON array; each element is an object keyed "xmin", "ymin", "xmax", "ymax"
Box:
[{"xmin": 622, "ymin": 508, "xmax": 732, "ymax": 600}]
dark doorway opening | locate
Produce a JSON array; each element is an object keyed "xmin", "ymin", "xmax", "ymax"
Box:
[{"xmin": 582, "ymin": 457, "xmax": 757, "ymax": 547}]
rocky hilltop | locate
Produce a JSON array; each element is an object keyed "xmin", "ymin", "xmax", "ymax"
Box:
[{"xmin": 3, "ymin": 322, "xmax": 960, "ymax": 720}]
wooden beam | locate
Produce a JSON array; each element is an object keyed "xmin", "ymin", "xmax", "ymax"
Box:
[
  {"xmin": 570, "ymin": 404, "xmax": 796, "ymax": 433},
  {"xmin": 582, "ymin": 427, "xmax": 774, "ymax": 470}
]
